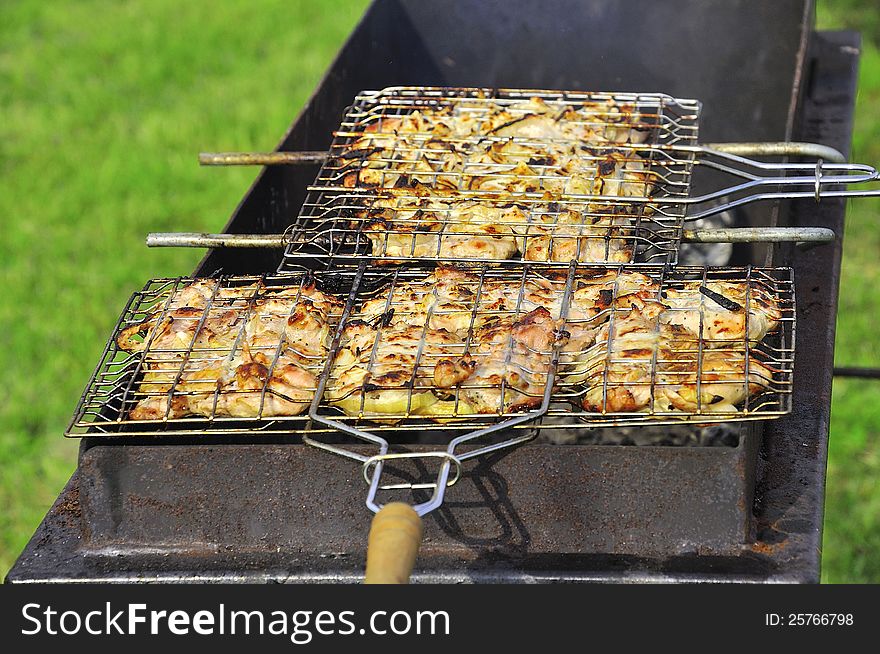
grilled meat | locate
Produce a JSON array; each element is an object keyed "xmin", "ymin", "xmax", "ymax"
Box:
[
  {"xmin": 659, "ymin": 280, "xmax": 782, "ymax": 342},
  {"xmin": 117, "ymin": 280, "xmax": 342, "ymax": 420},
  {"xmin": 348, "ymin": 266, "xmax": 781, "ymax": 420},
  {"xmin": 360, "ymin": 198, "xmax": 527, "ymax": 262},
  {"xmin": 433, "ymin": 307, "xmax": 567, "ymax": 413},
  {"xmin": 115, "ymin": 268, "xmax": 783, "ymax": 425},
  {"xmin": 325, "ymin": 320, "xmax": 470, "ymax": 419},
  {"xmin": 335, "ymin": 96, "xmax": 654, "ymax": 263},
  {"xmin": 579, "ymin": 305, "xmax": 774, "ymax": 415}
]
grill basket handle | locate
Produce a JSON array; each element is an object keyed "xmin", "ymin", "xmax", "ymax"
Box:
[
  {"xmin": 364, "ymin": 502, "xmax": 423, "ymax": 584},
  {"xmin": 703, "ymin": 142, "xmax": 847, "ymax": 164}
]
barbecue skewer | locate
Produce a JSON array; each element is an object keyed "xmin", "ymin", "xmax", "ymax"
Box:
[
  {"xmin": 145, "ymin": 227, "xmax": 837, "ymax": 249},
  {"xmin": 198, "ymin": 142, "xmax": 849, "ymax": 166},
  {"xmin": 198, "ymin": 142, "xmax": 880, "ymax": 220},
  {"xmin": 200, "ymin": 151, "xmax": 329, "ymax": 166}
]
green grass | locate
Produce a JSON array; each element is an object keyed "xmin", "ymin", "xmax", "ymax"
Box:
[
  {"xmin": 0, "ymin": 0, "xmax": 877, "ymax": 582},
  {"xmin": 816, "ymin": 0, "xmax": 880, "ymax": 583},
  {"xmin": 0, "ymin": 0, "xmax": 369, "ymax": 575}
]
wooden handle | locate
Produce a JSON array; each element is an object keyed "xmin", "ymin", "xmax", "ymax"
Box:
[{"xmin": 364, "ymin": 503, "xmax": 423, "ymax": 584}]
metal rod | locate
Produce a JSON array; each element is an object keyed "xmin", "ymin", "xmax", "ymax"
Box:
[
  {"xmin": 199, "ymin": 144, "xmax": 848, "ymax": 167},
  {"xmin": 199, "ymin": 151, "xmax": 328, "ymax": 166},
  {"xmin": 146, "ymin": 228, "xmax": 836, "ymax": 250},
  {"xmin": 833, "ymin": 367, "xmax": 880, "ymax": 380},
  {"xmin": 704, "ymin": 142, "xmax": 848, "ymax": 164},
  {"xmin": 681, "ymin": 227, "xmax": 835, "ymax": 243},
  {"xmin": 146, "ymin": 233, "xmax": 287, "ymax": 248}
]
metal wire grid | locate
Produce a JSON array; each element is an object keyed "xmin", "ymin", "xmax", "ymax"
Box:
[
  {"xmin": 278, "ymin": 192, "xmax": 682, "ymax": 271},
  {"xmin": 67, "ymin": 262, "xmax": 794, "ymax": 439},
  {"xmin": 309, "ymin": 264, "xmax": 794, "ymax": 434},
  {"xmin": 302, "ymin": 263, "xmax": 792, "ymax": 514},
  {"xmin": 66, "ymin": 274, "xmax": 346, "ymax": 437},
  {"xmin": 328, "ymin": 86, "xmax": 701, "ymax": 165},
  {"xmin": 279, "ymin": 87, "xmax": 701, "ymax": 269}
]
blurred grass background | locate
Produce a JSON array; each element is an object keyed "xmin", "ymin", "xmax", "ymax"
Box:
[
  {"xmin": 0, "ymin": 0, "xmax": 876, "ymax": 581},
  {"xmin": 815, "ymin": 0, "xmax": 880, "ymax": 583}
]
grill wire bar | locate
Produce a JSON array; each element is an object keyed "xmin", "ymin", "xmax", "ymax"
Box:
[
  {"xmin": 191, "ymin": 86, "xmax": 880, "ymax": 271},
  {"xmin": 146, "ymin": 226, "xmax": 836, "ymax": 249},
  {"xmin": 305, "ymin": 262, "xmax": 579, "ymax": 515},
  {"xmin": 67, "ymin": 265, "xmax": 794, "ymax": 439},
  {"xmin": 198, "ymin": 141, "xmax": 849, "ymax": 167}
]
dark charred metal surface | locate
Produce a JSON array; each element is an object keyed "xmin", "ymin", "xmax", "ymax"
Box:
[
  {"xmin": 83, "ymin": 436, "xmax": 757, "ymax": 557},
  {"xmin": 8, "ymin": 4, "xmax": 853, "ymax": 584},
  {"xmin": 9, "ymin": 436, "xmax": 764, "ymax": 583},
  {"xmin": 747, "ymin": 31, "xmax": 860, "ymax": 583}
]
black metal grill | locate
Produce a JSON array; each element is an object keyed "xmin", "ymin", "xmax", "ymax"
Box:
[{"xmin": 7, "ymin": 0, "xmax": 850, "ymax": 584}]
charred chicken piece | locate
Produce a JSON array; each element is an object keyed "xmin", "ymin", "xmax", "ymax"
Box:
[{"xmin": 117, "ymin": 281, "xmax": 342, "ymax": 421}]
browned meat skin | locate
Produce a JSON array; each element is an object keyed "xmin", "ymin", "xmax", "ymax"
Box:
[
  {"xmin": 579, "ymin": 306, "xmax": 775, "ymax": 414},
  {"xmin": 660, "ymin": 281, "xmax": 782, "ymax": 343},
  {"xmin": 349, "ymin": 267, "xmax": 781, "ymax": 419},
  {"xmin": 119, "ymin": 267, "xmax": 784, "ymax": 424},
  {"xmin": 433, "ymin": 354, "xmax": 477, "ymax": 388},
  {"xmin": 332, "ymin": 96, "xmax": 653, "ymax": 264},
  {"xmin": 326, "ymin": 321, "xmax": 468, "ymax": 418},
  {"xmin": 128, "ymin": 350, "xmax": 318, "ymax": 421},
  {"xmin": 431, "ymin": 307, "xmax": 567, "ymax": 414},
  {"xmin": 521, "ymin": 208, "xmax": 634, "ymax": 263},
  {"xmin": 118, "ymin": 281, "xmax": 342, "ymax": 421}
]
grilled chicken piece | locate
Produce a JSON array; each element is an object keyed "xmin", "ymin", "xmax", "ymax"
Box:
[
  {"xmin": 355, "ymin": 185, "xmax": 637, "ymax": 264},
  {"xmin": 339, "ymin": 267, "xmax": 780, "ymax": 423},
  {"xmin": 654, "ymin": 350, "xmax": 774, "ymax": 414},
  {"xmin": 353, "ymin": 267, "xmax": 782, "ymax": 410},
  {"xmin": 660, "ymin": 281, "xmax": 782, "ymax": 343},
  {"xmin": 357, "ymin": 267, "xmax": 479, "ymax": 335},
  {"xmin": 479, "ymin": 97, "xmax": 649, "ymax": 145},
  {"xmin": 522, "ymin": 207, "xmax": 634, "ymax": 263},
  {"xmin": 356, "ymin": 266, "xmax": 598, "ymax": 337},
  {"xmin": 361, "ymin": 200, "xmax": 528, "ymax": 262},
  {"xmin": 245, "ymin": 291, "xmax": 338, "ymax": 362},
  {"xmin": 118, "ymin": 280, "xmax": 342, "ymax": 421},
  {"xmin": 349, "ymin": 270, "xmax": 575, "ymax": 417},
  {"xmin": 579, "ymin": 306, "xmax": 774, "ymax": 414},
  {"xmin": 578, "ymin": 306, "xmax": 669, "ymax": 413},
  {"xmin": 129, "ymin": 349, "xmax": 318, "ymax": 421},
  {"xmin": 336, "ymin": 96, "xmax": 656, "ymax": 214},
  {"xmin": 326, "ymin": 320, "xmax": 472, "ymax": 419},
  {"xmin": 433, "ymin": 307, "xmax": 567, "ymax": 413},
  {"xmin": 356, "ymin": 267, "xmax": 656, "ymax": 341},
  {"xmin": 116, "ymin": 282, "xmax": 252, "ymax": 353}
]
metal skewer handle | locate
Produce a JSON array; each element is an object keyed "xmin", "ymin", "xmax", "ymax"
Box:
[
  {"xmin": 145, "ymin": 227, "xmax": 837, "ymax": 249},
  {"xmin": 199, "ymin": 151, "xmax": 329, "ymax": 166},
  {"xmin": 301, "ymin": 261, "xmax": 577, "ymax": 521},
  {"xmin": 199, "ymin": 142, "xmax": 880, "ymax": 220},
  {"xmin": 198, "ymin": 143, "xmax": 849, "ymax": 167}
]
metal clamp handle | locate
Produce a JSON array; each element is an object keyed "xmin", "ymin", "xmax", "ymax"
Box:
[
  {"xmin": 199, "ymin": 151, "xmax": 328, "ymax": 166},
  {"xmin": 362, "ymin": 451, "xmax": 463, "ymax": 489},
  {"xmin": 198, "ymin": 143, "xmax": 850, "ymax": 167},
  {"xmin": 145, "ymin": 228, "xmax": 836, "ymax": 249}
]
